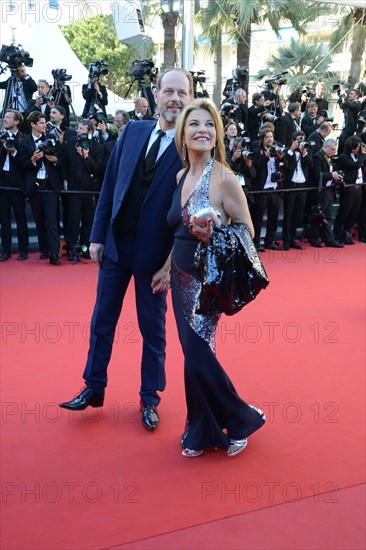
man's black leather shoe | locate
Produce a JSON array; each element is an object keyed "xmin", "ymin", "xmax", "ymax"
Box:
[
  {"xmin": 40, "ymin": 252, "xmax": 49, "ymax": 260},
  {"xmin": 59, "ymin": 387, "xmax": 104, "ymax": 410},
  {"xmin": 50, "ymin": 255, "xmax": 62, "ymax": 265},
  {"xmin": 325, "ymin": 240, "xmax": 344, "ymax": 248},
  {"xmin": 140, "ymin": 402, "xmax": 160, "ymax": 430},
  {"xmin": 265, "ymin": 243, "xmax": 282, "ymax": 251},
  {"xmin": 0, "ymin": 252, "xmax": 11, "ymax": 262},
  {"xmin": 283, "ymin": 242, "xmax": 290, "ymax": 250},
  {"xmin": 17, "ymin": 252, "xmax": 28, "ymax": 261},
  {"xmin": 289, "ymin": 241, "xmax": 305, "ymax": 250},
  {"xmin": 309, "ymin": 240, "xmax": 323, "ymax": 248}
]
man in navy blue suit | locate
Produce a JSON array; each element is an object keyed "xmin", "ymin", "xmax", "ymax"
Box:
[{"xmin": 59, "ymin": 68, "xmax": 194, "ymax": 430}]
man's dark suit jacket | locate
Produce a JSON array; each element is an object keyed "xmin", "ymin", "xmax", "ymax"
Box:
[
  {"xmin": 0, "ymin": 132, "xmax": 24, "ymax": 189},
  {"xmin": 82, "ymin": 84, "xmax": 108, "ymax": 117},
  {"xmin": 17, "ymin": 134, "xmax": 63, "ymax": 196},
  {"xmin": 90, "ymin": 120, "xmax": 182, "ymax": 277},
  {"xmin": 301, "ymin": 113, "xmax": 321, "ymax": 138},
  {"xmin": 312, "ymin": 149, "xmax": 335, "ymax": 187},
  {"xmin": 0, "ymin": 76, "xmax": 37, "ymax": 110},
  {"xmin": 307, "ymin": 130, "xmax": 325, "ymax": 153},
  {"xmin": 25, "ymin": 100, "xmax": 51, "ymax": 120},
  {"xmin": 276, "ymin": 113, "xmax": 300, "ymax": 146}
]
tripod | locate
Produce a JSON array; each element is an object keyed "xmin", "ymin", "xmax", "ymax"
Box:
[
  {"xmin": 0, "ymin": 68, "xmax": 25, "ymax": 131},
  {"xmin": 124, "ymin": 77, "xmax": 152, "ymax": 115},
  {"xmin": 52, "ymin": 82, "xmax": 78, "ymax": 125}
]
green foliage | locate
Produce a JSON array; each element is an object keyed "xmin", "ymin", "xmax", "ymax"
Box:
[
  {"xmin": 60, "ymin": 14, "xmax": 155, "ymax": 99},
  {"xmin": 256, "ymin": 38, "xmax": 336, "ymax": 95}
]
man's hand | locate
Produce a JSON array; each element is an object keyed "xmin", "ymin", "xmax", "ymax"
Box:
[
  {"xmin": 31, "ymin": 149, "xmax": 43, "ymax": 163},
  {"xmin": 89, "ymin": 243, "xmax": 104, "ymax": 265},
  {"xmin": 76, "ymin": 146, "xmax": 89, "ymax": 159}
]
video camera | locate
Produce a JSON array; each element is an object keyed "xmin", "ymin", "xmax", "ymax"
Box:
[
  {"xmin": 190, "ymin": 70, "xmax": 209, "ymax": 98},
  {"xmin": 0, "ymin": 44, "xmax": 33, "ymax": 70},
  {"xmin": 265, "ymin": 71, "xmax": 288, "ymax": 87},
  {"xmin": 0, "ymin": 131, "xmax": 16, "ymax": 149},
  {"xmin": 89, "ymin": 59, "xmax": 108, "ymax": 78},
  {"xmin": 128, "ymin": 59, "xmax": 157, "ymax": 81},
  {"xmin": 52, "ymin": 68, "xmax": 72, "ymax": 84}
]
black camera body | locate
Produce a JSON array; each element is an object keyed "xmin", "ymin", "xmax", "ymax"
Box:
[
  {"xmin": 89, "ymin": 59, "xmax": 108, "ymax": 78},
  {"xmin": 0, "ymin": 131, "xmax": 16, "ymax": 149},
  {"xmin": 128, "ymin": 59, "xmax": 156, "ymax": 81},
  {"xmin": 221, "ymin": 102, "xmax": 239, "ymax": 117},
  {"xmin": 75, "ymin": 133, "xmax": 92, "ymax": 150},
  {"xmin": 241, "ymin": 149, "xmax": 254, "ymax": 160},
  {"xmin": 37, "ymin": 138, "xmax": 58, "ymax": 156},
  {"xmin": 271, "ymin": 171, "xmax": 285, "ymax": 183},
  {"xmin": 52, "ymin": 68, "xmax": 72, "ymax": 84},
  {"xmin": 88, "ymin": 107, "xmax": 106, "ymax": 124},
  {"xmin": 0, "ymin": 44, "xmax": 33, "ymax": 69}
]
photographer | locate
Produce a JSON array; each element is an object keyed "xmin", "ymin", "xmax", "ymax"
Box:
[
  {"xmin": 282, "ymin": 131, "xmax": 313, "ymax": 250},
  {"xmin": 48, "ymin": 105, "xmax": 76, "ymax": 144},
  {"xmin": 310, "ymin": 138, "xmax": 344, "ymax": 248},
  {"xmin": 262, "ymin": 80, "xmax": 284, "ymax": 118},
  {"xmin": 89, "ymin": 109, "xmax": 116, "ymax": 144},
  {"xmin": 333, "ymin": 135, "xmax": 366, "ymax": 245},
  {"xmin": 62, "ymin": 119, "xmax": 104, "ymax": 261},
  {"xmin": 17, "ymin": 111, "xmax": 63, "ymax": 264},
  {"xmin": 247, "ymin": 93, "xmax": 273, "ymax": 142},
  {"xmin": 82, "ymin": 75, "xmax": 108, "ymax": 118},
  {"xmin": 0, "ymin": 64, "xmax": 37, "ymax": 118},
  {"xmin": 25, "ymin": 79, "xmax": 54, "ymax": 120},
  {"xmin": 337, "ymin": 88, "xmax": 361, "ymax": 154},
  {"xmin": 49, "ymin": 70, "xmax": 72, "ymax": 127},
  {"xmin": 307, "ymin": 122, "xmax": 332, "ymax": 153},
  {"xmin": 301, "ymin": 102, "xmax": 325, "ymax": 138},
  {"xmin": 223, "ymin": 121, "xmax": 238, "ymax": 151},
  {"xmin": 224, "ymin": 88, "xmax": 248, "ymax": 130},
  {"xmin": 128, "ymin": 97, "xmax": 154, "ymax": 121},
  {"xmin": 226, "ymin": 136, "xmax": 256, "ymax": 204},
  {"xmin": 251, "ymin": 128, "xmax": 287, "ymax": 251},
  {"xmin": 276, "ymin": 102, "xmax": 302, "ymax": 147},
  {"xmin": 0, "ymin": 109, "xmax": 28, "ymax": 261}
]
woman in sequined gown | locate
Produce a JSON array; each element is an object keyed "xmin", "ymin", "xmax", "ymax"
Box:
[{"xmin": 167, "ymin": 99, "xmax": 266, "ymax": 457}]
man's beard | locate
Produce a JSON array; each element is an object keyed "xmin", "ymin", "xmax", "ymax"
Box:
[{"xmin": 156, "ymin": 101, "xmax": 183, "ymax": 123}]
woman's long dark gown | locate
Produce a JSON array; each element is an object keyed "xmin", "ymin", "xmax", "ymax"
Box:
[{"xmin": 167, "ymin": 160, "xmax": 265, "ymax": 451}]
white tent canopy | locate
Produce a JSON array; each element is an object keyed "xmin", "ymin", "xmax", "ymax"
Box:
[{"xmin": 0, "ymin": 12, "xmax": 133, "ymax": 117}]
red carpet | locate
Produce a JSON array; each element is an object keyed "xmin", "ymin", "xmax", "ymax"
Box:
[{"xmin": 1, "ymin": 244, "xmax": 365, "ymax": 550}]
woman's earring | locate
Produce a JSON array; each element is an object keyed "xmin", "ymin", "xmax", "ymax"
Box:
[{"xmin": 182, "ymin": 143, "xmax": 187, "ymax": 160}]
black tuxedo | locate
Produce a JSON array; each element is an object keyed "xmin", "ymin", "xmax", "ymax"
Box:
[
  {"xmin": 276, "ymin": 113, "xmax": 300, "ymax": 146},
  {"xmin": 0, "ymin": 131, "xmax": 29, "ymax": 254},
  {"xmin": 247, "ymin": 104, "xmax": 267, "ymax": 141},
  {"xmin": 17, "ymin": 134, "xmax": 63, "ymax": 257},
  {"xmin": 0, "ymin": 75, "xmax": 37, "ymax": 112},
  {"xmin": 301, "ymin": 113, "xmax": 321, "ymax": 138},
  {"xmin": 307, "ymin": 129, "xmax": 325, "ymax": 153},
  {"xmin": 333, "ymin": 151, "xmax": 366, "ymax": 240},
  {"xmin": 25, "ymin": 100, "xmax": 52, "ymax": 120},
  {"xmin": 337, "ymin": 97, "xmax": 361, "ymax": 153},
  {"xmin": 310, "ymin": 149, "xmax": 338, "ymax": 243}
]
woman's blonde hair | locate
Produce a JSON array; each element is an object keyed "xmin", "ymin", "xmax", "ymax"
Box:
[{"xmin": 175, "ymin": 98, "xmax": 227, "ymax": 168}]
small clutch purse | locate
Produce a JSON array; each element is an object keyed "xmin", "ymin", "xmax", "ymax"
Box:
[{"xmin": 194, "ymin": 207, "xmax": 221, "ymax": 229}]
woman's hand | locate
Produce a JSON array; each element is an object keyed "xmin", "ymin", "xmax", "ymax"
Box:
[{"xmin": 189, "ymin": 215, "xmax": 213, "ymax": 244}]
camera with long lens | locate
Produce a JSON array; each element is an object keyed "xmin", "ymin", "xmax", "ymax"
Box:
[
  {"xmin": 302, "ymin": 85, "xmax": 316, "ymax": 99},
  {"xmin": 221, "ymin": 102, "xmax": 239, "ymax": 118},
  {"xmin": 40, "ymin": 94, "xmax": 54, "ymax": 102},
  {"xmin": 310, "ymin": 204, "xmax": 327, "ymax": 227},
  {"xmin": 37, "ymin": 138, "xmax": 58, "ymax": 156},
  {"xmin": 241, "ymin": 149, "xmax": 254, "ymax": 160},
  {"xmin": 128, "ymin": 59, "xmax": 156, "ymax": 81},
  {"xmin": 88, "ymin": 107, "xmax": 106, "ymax": 123},
  {"xmin": 75, "ymin": 133, "xmax": 92, "ymax": 150},
  {"xmin": 0, "ymin": 131, "xmax": 16, "ymax": 149},
  {"xmin": 299, "ymin": 140, "xmax": 316, "ymax": 150},
  {"xmin": 263, "ymin": 112, "xmax": 281, "ymax": 124},
  {"xmin": 270, "ymin": 143, "xmax": 287, "ymax": 156},
  {"xmin": 0, "ymin": 44, "xmax": 33, "ymax": 70}
]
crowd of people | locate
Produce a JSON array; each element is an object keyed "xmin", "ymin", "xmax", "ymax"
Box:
[
  {"xmin": 221, "ymin": 76, "xmax": 366, "ymax": 250},
  {"xmin": 1, "ymin": 63, "xmax": 365, "ymax": 458},
  {"xmin": 1, "ymin": 65, "xmax": 365, "ymax": 263}
]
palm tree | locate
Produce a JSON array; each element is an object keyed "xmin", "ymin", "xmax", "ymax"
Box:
[
  {"xmin": 256, "ymin": 38, "xmax": 336, "ymax": 98},
  {"xmin": 329, "ymin": 6, "xmax": 366, "ymax": 88}
]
